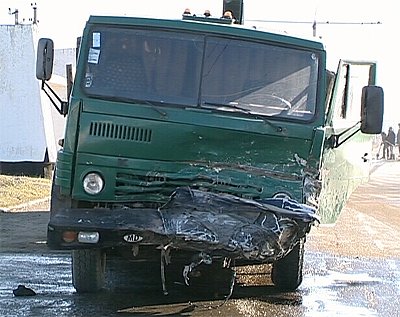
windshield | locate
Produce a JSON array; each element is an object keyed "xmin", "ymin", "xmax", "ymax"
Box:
[{"xmin": 82, "ymin": 27, "xmax": 319, "ymax": 121}]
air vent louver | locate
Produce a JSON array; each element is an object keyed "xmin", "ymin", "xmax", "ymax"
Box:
[{"xmin": 89, "ymin": 122, "xmax": 152, "ymax": 143}]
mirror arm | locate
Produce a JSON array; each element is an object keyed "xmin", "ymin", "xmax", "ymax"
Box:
[
  {"xmin": 330, "ymin": 121, "xmax": 361, "ymax": 148},
  {"xmin": 41, "ymin": 80, "xmax": 68, "ymax": 116}
]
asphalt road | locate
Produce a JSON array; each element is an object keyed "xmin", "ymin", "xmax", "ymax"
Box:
[{"xmin": 1, "ymin": 161, "xmax": 399, "ymax": 316}]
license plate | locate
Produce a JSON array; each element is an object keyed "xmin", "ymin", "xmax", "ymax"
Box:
[{"xmin": 123, "ymin": 233, "xmax": 143, "ymax": 243}]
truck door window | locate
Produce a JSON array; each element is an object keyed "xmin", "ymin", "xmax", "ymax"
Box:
[
  {"xmin": 345, "ymin": 64, "xmax": 373, "ymax": 121},
  {"xmin": 333, "ymin": 63, "xmax": 372, "ymax": 123}
]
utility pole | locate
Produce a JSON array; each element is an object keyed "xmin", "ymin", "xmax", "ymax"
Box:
[
  {"xmin": 8, "ymin": 8, "xmax": 19, "ymax": 25},
  {"xmin": 7, "ymin": 4, "xmax": 39, "ymax": 25},
  {"xmin": 31, "ymin": 3, "xmax": 38, "ymax": 25}
]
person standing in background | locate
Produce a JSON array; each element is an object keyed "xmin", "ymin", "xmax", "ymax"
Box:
[
  {"xmin": 387, "ymin": 127, "xmax": 396, "ymax": 160},
  {"xmin": 397, "ymin": 123, "xmax": 400, "ymax": 159},
  {"xmin": 380, "ymin": 132, "xmax": 388, "ymax": 159}
]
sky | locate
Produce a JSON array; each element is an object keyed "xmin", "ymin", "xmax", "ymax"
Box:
[{"xmin": 0, "ymin": 0, "xmax": 398, "ymax": 128}]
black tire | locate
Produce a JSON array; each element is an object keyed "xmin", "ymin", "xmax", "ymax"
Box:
[
  {"xmin": 271, "ymin": 238, "xmax": 305, "ymax": 291},
  {"xmin": 72, "ymin": 249, "xmax": 106, "ymax": 293}
]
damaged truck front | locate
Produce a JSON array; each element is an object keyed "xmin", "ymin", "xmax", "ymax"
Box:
[{"xmin": 36, "ymin": 12, "xmax": 383, "ymax": 294}]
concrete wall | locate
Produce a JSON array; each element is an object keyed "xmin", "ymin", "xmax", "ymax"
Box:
[{"xmin": 0, "ymin": 24, "xmax": 68, "ymax": 166}]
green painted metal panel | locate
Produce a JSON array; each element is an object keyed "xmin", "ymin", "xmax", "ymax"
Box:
[{"xmin": 53, "ymin": 14, "xmax": 380, "ymax": 226}]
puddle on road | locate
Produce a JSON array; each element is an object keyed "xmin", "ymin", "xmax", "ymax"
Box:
[
  {"xmin": 301, "ymin": 271, "xmax": 381, "ymax": 317},
  {"xmin": 0, "ymin": 253, "xmax": 74, "ymax": 296},
  {"xmin": 299, "ymin": 251, "xmax": 400, "ymax": 317},
  {"xmin": 0, "ymin": 252, "xmax": 398, "ymax": 316},
  {"xmin": 0, "ymin": 253, "xmax": 75, "ymax": 317}
]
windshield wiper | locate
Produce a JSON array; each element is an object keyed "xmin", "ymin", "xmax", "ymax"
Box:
[
  {"xmin": 90, "ymin": 95, "xmax": 167, "ymax": 117},
  {"xmin": 141, "ymin": 100, "xmax": 167, "ymax": 117},
  {"xmin": 202, "ymin": 102, "xmax": 282, "ymax": 132}
]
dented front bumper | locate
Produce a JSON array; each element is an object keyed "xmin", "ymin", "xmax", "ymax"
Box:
[{"xmin": 48, "ymin": 187, "xmax": 319, "ymax": 262}]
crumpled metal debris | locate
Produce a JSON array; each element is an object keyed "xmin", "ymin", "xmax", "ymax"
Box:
[
  {"xmin": 182, "ymin": 252, "xmax": 212, "ymax": 286},
  {"xmin": 157, "ymin": 187, "xmax": 319, "ymax": 262}
]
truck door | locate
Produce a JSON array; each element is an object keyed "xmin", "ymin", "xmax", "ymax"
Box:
[{"xmin": 319, "ymin": 60, "xmax": 378, "ymax": 223}]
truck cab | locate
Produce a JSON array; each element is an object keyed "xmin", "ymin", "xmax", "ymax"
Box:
[{"xmin": 36, "ymin": 4, "xmax": 383, "ymax": 294}]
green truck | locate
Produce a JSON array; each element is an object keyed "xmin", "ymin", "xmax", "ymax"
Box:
[{"xmin": 36, "ymin": 1, "xmax": 384, "ymax": 294}]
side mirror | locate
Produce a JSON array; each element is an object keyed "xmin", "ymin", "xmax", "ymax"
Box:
[
  {"xmin": 360, "ymin": 85, "xmax": 384, "ymax": 134},
  {"xmin": 36, "ymin": 38, "xmax": 54, "ymax": 81}
]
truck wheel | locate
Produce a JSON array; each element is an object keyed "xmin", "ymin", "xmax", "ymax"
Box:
[
  {"xmin": 271, "ymin": 238, "xmax": 305, "ymax": 291},
  {"xmin": 72, "ymin": 249, "xmax": 106, "ymax": 293}
]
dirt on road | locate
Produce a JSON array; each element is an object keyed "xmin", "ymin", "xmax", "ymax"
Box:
[{"xmin": 1, "ymin": 161, "xmax": 400, "ymax": 258}]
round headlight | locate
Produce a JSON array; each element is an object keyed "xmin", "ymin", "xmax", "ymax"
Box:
[{"xmin": 83, "ymin": 172, "xmax": 104, "ymax": 195}]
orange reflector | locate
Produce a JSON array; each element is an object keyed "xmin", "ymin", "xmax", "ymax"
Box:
[{"xmin": 62, "ymin": 231, "xmax": 77, "ymax": 243}]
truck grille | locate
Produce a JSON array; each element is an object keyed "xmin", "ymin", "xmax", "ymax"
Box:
[
  {"xmin": 89, "ymin": 121, "xmax": 152, "ymax": 143},
  {"xmin": 115, "ymin": 172, "xmax": 172, "ymax": 198},
  {"xmin": 114, "ymin": 172, "xmax": 263, "ymax": 200}
]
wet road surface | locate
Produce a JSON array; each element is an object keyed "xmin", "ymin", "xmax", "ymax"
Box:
[
  {"xmin": 1, "ymin": 250, "xmax": 399, "ymax": 316},
  {"xmin": 1, "ymin": 161, "xmax": 400, "ymax": 316}
]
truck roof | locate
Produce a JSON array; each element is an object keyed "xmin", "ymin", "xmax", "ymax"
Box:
[{"xmin": 86, "ymin": 15, "xmax": 325, "ymax": 51}]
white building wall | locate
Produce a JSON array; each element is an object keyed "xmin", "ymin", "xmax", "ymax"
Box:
[{"xmin": 0, "ymin": 24, "xmax": 58, "ymax": 162}]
